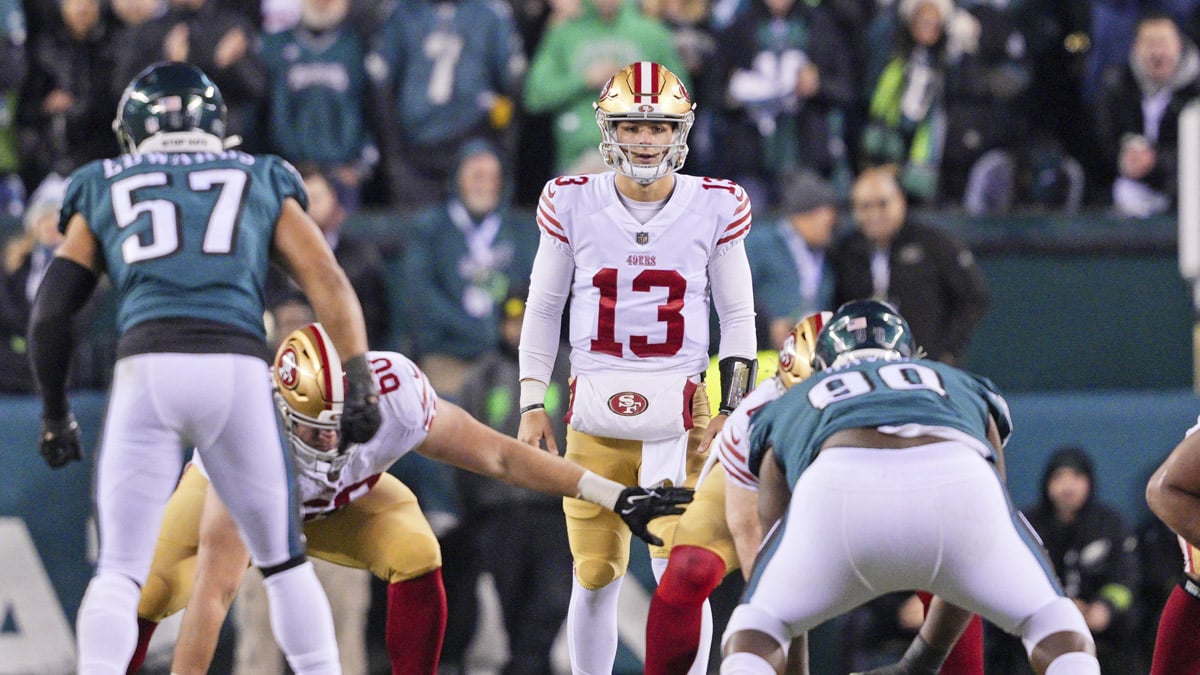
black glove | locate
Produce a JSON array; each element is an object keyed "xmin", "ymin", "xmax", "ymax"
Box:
[
  {"xmin": 615, "ymin": 485, "xmax": 694, "ymax": 546},
  {"xmin": 851, "ymin": 636, "xmax": 948, "ymax": 675},
  {"xmin": 340, "ymin": 354, "xmax": 382, "ymax": 450},
  {"xmin": 39, "ymin": 413, "xmax": 82, "ymax": 469}
]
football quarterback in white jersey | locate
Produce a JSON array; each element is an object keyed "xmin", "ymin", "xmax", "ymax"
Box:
[
  {"xmin": 129, "ymin": 323, "xmax": 693, "ymax": 675},
  {"xmin": 517, "ymin": 61, "xmax": 758, "ymax": 675}
]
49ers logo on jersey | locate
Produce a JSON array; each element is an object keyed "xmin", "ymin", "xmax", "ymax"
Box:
[
  {"xmin": 277, "ymin": 347, "xmax": 300, "ymax": 389},
  {"xmin": 607, "ymin": 392, "xmax": 649, "ymax": 416}
]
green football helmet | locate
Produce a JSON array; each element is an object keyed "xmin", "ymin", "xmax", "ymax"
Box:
[
  {"xmin": 112, "ymin": 61, "xmax": 227, "ymax": 154},
  {"xmin": 812, "ymin": 299, "xmax": 917, "ymax": 370}
]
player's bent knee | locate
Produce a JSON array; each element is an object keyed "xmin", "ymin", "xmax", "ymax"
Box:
[
  {"xmin": 380, "ymin": 530, "xmax": 442, "ymax": 584},
  {"xmin": 722, "ymin": 604, "xmax": 790, "ymax": 653},
  {"xmin": 1018, "ymin": 596, "xmax": 1093, "ymax": 654},
  {"xmin": 575, "ymin": 557, "xmax": 624, "ymax": 590},
  {"xmin": 659, "ymin": 546, "xmax": 726, "ymax": 604},
  {"xmin": 137, "ymin": 575, "xmax": 175, "ymax": 622}
]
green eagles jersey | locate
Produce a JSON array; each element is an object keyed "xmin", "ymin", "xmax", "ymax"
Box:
[
  {"xmin": 59, "ymin": 151, "xmax": 308, "ymax": 339},
  {"xmin": 747, "ymin": 357, "xmax": 1012, "ymax": 489}
]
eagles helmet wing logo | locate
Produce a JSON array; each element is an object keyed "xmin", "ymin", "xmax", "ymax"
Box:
[
  {"xmin": 607, "ymin": 392, "xmax": 649, "ymax": 416},
  {"xmin": 277, "ymin": 347, "xmax": 300, "ymax": 389}
]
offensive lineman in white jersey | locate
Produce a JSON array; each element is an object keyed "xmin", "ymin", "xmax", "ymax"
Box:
[{"xmin": 517, "ymin": 61, "xmax": 758, "ymax": 674}]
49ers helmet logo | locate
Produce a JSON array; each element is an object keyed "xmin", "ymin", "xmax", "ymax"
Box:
[
  {"xmin": 608, "ymin": 392, "xmax": 649, "ymax": 416},
  {"xmin": 779, "ymin": 333, "xmax": 797, "ymax": 371},
  {"xmin": 277, "ymin": 347, "xmax": 300, "ymax": 389}
]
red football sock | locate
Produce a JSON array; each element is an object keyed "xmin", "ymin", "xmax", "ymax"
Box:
[
  {"xmin": 645, "ymin": 546, "xmax": 726, "ymax": 675},
  {"xmin": 125, "ymin": 618, "xmax": 158, "ymax": 674},
  {"xmin": 386, "ymin": 569, "xmax": 447, "ymax": 675},
  {"xmin": 1150, "ymin": 579, "xmax": 1200, "ymax": 675},
  {"xmin": 917, "ymin": 591, "xmax": 984, "ymax": 675}
]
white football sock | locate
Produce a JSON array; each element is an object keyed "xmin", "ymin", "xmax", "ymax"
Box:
[
  {"xmin": 262, "ymin": 562, "xmax": 341, "ymax": 674},
  {"xmin": 76, "ymin": 572, "xmax": 141, "ymax": 674},
  {"xmin": 1044, "ymin": 651, "xmax": 1101, "ymax": 675},
  {"xmin": 566, "ymin": 574, "xmax": 623, "ymax": 674},
  {"xmin": 720, "ymin": 651, "xmax": 776, "ymax": 674}
]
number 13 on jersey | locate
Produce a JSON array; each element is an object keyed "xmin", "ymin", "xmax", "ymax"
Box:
[{"xmin": 589, "ymin": 267, "xmax": 688, "ymax": 358}]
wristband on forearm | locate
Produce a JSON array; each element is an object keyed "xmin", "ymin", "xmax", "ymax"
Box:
[
  {"xmin": 718, "ymin": 356, "xmax": 757, "ymax": 415},
  {"xmin": 520, "ymin": 379, "xmax": 547, "ymax": 410},
  {"xmin": 575, "ymin": 470, "xmax": 625, "ymax": 511}
]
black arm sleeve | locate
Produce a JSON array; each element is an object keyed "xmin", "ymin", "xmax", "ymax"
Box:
[{"xmin": 28, "ymin": 258, "xmax": 98, "ymax": 419}]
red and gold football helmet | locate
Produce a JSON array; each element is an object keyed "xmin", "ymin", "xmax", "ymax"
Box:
[
  {"xmin": 777, "ymin": 311, "xmax": 833, "ymax": 389},
  {"xmin": 594, "ymin": 61, "xmax": 695, "ymax": 184},
  {"xmin": 273, "ymin": 323, "xmax": 350, "ymax": 479}
]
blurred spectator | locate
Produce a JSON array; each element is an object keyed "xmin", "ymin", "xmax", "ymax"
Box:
[
  {"xmin": 443, "ymin": 287, "xmax": 573, "ymax": 675},
  {"xmin": 366, "ymin": 0, "xmax": 525, "ymax": 211},
  {"xmin": 260, "ymin": 0, "xmax": 379, "ymax": 212},
  {"xmin": 266, "ymin": 167, "xmax": 391, "ymax": 348},
  {"xmin": 233, "ymin": 295, "xmax": 374, "ymax": 675},
  {"xmin": 859, "ymin": 0, "xmax": 1001, "ymax": 205},
  {"xmin": 261, "ymin": 0, "xmax": 303, "ymax": 32},
  {"xmin": 401, "ymin": 140, "xmax": 537, "ymax": 400},
  {"xmin": 522, "ymin": 0, "xmax": 687, "ymax": 176},
  {"xmin": 640, "ymin": 0, "xmax": 720, "ymax": 174},
  {"xmin": 1096, "ymin": 12, "xmax": 1200, "ymax": 218},
  {"xmin": 111, "ymin": 0, "xmax": 267, "ymax": 150},
  {"xmin": 985, "ymin": 445, "xmax": 1142, "ymax": 675},
  {"xmin": 16, "ymin": 0, "xmax": 119, "ymax": 191},
  {"xmin": 831, "ymin": 166, "xmax": 989, "ymax": 366},
  {"xmin": 0, "ymin": 173, "xmax": 104, "ymax": 392},
  {"xmin": 710, "ymin": 0, "xmax": 855, "ymax": 205},
  {"xmin": 111, "ymin": 0, "xmax": 168, "ymax": 27},
  {"xmin": 939, "ymin": 3, "xmax": 1046, "ymax": 215},
  {"xmin": 744, "ymin": 168, "xmax": 838, "ymax": 350},
  {"xmin": 1001, "ymin": 0, "xmax": 1110, "ymax": 206},
  {"xmin": 0, "ymin": 0, "xmax": 25, "ymax": 218}
]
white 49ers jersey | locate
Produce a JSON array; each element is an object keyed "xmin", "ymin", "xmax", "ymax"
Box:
[
  {"xmin": 716, "ymin": 378, "xmax": 784, "ymax": 490},
  {"xmin": 194, "ymin": 351, "xmax": 438, "ymax": 520},
  {"xmin": 536, "ymin": 172, "xmax": 751, "ymax": 376}
]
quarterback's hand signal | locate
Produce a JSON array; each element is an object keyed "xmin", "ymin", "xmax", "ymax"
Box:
[
  {"xmin": 39, "ymin": 413, "xmax": 82, "ymax": 469},
  {"xmin": 615, "ymin": 485, "xmax": 694, "ymax": 546}
]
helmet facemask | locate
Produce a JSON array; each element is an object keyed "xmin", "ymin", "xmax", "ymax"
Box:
[
  {"xmin": 276, "ymin": 393, "xmax": 352, "ymax": 481},
  {"xmin": 594, "ymin": 62, "xmax": 696, "ymax": 185},
  {"xmin": 273, "ymin": 323, "xmax": 355, "ymax": 481}
]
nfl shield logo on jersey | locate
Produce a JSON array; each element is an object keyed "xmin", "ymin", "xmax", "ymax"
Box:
[
  {"xmin": 607, "ymin": 392, "xmax": 649, "ymax": 416},
  {"xmin": 636, "ymin": 232, "xmax": 649, "ymax": 245}
]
